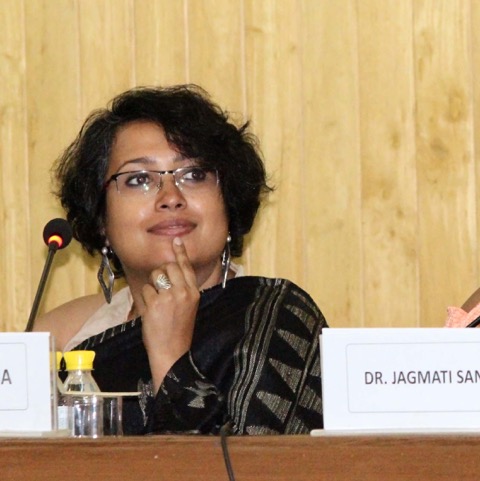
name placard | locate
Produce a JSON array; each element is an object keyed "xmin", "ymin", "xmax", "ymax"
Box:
[
  {"xmin": 0, "ymin": 332, "xmax": 54, "ymax": 433},
  {"xmin": 320, "ymin": 328, "xmax": 480, "ymax": 431}
]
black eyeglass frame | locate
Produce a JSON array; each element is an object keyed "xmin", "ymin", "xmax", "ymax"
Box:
[{"xmin": 104, "ymin": 166, "xmax": 219, "ymax": 193}]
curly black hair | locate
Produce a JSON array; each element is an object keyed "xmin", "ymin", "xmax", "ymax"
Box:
[{"xmin": 54, "ymin": 84, "xmax": 272, "ymax": 275}]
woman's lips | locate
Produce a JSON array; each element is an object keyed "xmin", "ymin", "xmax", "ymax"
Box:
[{"xmin": 147, "ymin": 220, "xmax": 195, "ymax": 237}]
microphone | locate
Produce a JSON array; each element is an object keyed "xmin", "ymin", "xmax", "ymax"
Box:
[
  {"xmin": 25, "ymin": 218, "xmax": 73, "ymax": 332},
  {"xmin": 43, "ymin": 218, "xmax": 73, "ymax": 251}
]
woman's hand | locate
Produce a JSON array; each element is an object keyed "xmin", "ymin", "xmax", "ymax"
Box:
[{"xmin": 140, "ymin": 236, "xmax": 200, "ymax": 393}]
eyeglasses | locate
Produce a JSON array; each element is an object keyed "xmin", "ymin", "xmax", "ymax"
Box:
[{"xmin": 105, "ymin": 166, "xmax": 219, "ymax": 197}]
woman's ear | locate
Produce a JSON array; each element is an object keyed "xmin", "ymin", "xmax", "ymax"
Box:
[{"xmin": 99, "ymin": 225, "xmax": 110, "ymax": 246}]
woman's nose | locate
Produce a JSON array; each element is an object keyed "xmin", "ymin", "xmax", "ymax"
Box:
[{"xmin": 154, "ymin": 173, "xmax": 186, "ymax": 209}]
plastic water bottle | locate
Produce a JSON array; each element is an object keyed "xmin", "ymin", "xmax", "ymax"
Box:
[
  {"xmin": 63, "ymin": 350, "xmax": 104, "ymax": 437},
  {"xmin": 55, "ymin": 351, "xmax": 71, "ymax": 432}
]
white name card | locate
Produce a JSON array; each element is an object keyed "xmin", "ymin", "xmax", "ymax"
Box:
[
  {"xmin": 320, "ymin": 328, "xmax": 480, "ymax": 431},
  {"xmin": 0, "ymin": 332, "xmax": 54, "ymax": 433}
]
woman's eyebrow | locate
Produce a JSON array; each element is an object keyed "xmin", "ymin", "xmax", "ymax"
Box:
[{"xmin": 116, "ymin": 153, "xmax": 187, "ymax": 172}]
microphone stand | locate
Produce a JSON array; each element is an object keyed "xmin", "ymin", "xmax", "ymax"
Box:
[{"xmin": 25, "ymin": 242, "xmax": 59, "ymax": 332}]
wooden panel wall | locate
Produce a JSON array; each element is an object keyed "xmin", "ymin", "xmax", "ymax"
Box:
[{"xmin": 0, "ymin": 0, "xmax": 478, "ymax": 331}]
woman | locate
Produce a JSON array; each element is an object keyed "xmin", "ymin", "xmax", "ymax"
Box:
[{"xmin": 34, "ymin": 85, "xmax": 327, "ymax": 435}]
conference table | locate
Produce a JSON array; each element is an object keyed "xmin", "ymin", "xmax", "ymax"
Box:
[{"xmin": 2, "ymin": 432, "xmax": 480, "ymax": 480}]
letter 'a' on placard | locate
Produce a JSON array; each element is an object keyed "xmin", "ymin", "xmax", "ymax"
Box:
[
  {"xmin": 0, "ymin": 332, "xmax": 56, "ymax": 435},
  {"xmin": 316, "ymin": 328, "xmax": 480, "ymax": 434}
]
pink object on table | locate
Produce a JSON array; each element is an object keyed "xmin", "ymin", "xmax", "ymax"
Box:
[{"xmin": 445, "ymin": 302, "xmax": 480, "ymax": 328}]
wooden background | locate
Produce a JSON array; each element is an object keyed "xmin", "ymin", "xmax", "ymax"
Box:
[{"xmin": 1, "ymin": 0, "xmax": 479, "ymax": 332}]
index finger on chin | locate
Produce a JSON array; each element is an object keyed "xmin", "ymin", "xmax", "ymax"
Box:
[{"xmin": 172, "ymin": 237, "xmax": 196, "ymax": 285}]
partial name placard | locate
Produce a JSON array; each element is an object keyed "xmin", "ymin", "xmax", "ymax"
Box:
[
  {"xmin": 0, "ymin": 332, "xmax": 54, "ymax": 433},
  {"xmin": 321, "ymin": 328, "xmax": 480, "ymax": 431}
]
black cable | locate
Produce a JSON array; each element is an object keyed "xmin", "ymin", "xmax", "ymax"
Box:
[{"xmin": 219, "ymin": 422, "xmax": 236, "ymax": 481}]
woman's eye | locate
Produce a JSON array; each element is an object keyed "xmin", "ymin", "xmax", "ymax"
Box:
[
  {"xmin": 125, "ymin": 172, "xmax": 153, "ymax": 187},
  {"xmin": 182, "ymin": 168, "xmax": 207, "ymax": 182}
]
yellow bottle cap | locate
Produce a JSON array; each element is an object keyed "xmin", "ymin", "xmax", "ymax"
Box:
[{"xmin": 64, "ymin": 350, "xmax": 96, "ymax": 371}]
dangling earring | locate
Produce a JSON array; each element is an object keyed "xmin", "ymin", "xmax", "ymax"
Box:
[
  {"xmin": 98, "ymin": 246, "xmax": 115, "ymax": 303},
  {"xmin": 221, "ymin": 234, "xmax": 232, "ymax": 289}
]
